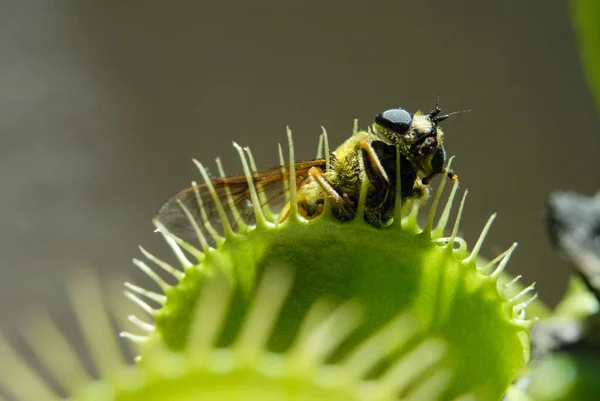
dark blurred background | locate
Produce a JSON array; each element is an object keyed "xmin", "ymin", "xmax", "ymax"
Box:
[{"xmin": 1, "ymin": 1, "xmax": 599, "ymax": 337}]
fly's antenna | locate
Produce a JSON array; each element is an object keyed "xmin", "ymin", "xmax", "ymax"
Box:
[
  {"xmin": 430, "ymin": 90, "xmax": 471, "ymax": 123},
  {"xmin": 429, "ymin": 89, "xmax": 442, "ymax": 118},
  {"xmin": 433, "ymin": 109, "xmax": 471, "ymax": 124}
]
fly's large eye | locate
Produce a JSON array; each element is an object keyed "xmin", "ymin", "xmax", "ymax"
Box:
[{"xmin": 375, "ymin": 108, "xmax": 413, "ymax": 134}]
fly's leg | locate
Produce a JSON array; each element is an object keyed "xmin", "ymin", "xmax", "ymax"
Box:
[
  {"xmin": 360, "ymin": 139, "xmax": 390, "ymax": 190},
  {"xmin": 276, "ymin": 167, "xmax": 348, "ymax": 224},
  {"xmin": 421, "ymin": 169, "xmax": 458, "ymax": 185},
  {"xmin": 308, "ymin": 167, "xmax": 345, "ymax": 207},
  {"xmin": 276, "ymin": 202, "xmax": 291, "ymax": 224},
  {"xmin": 276, "ymin": 202, "xmax": 312, "ymax": 223},
  {"xmin": 309, "ymin": 167, "xmax": 358, "ymax": 221},
  {"xmin": 276, "ymin": 199, "xmax": 324, "ymax": 224}
]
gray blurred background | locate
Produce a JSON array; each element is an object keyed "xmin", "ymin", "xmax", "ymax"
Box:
[{"xmin": 1, "ymin": 1, "xmax": 599, "ymax": 339}]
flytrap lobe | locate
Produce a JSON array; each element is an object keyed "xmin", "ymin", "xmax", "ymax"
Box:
[
  {"xmin": 0, "ymin": 270, "xmax": 475, "ymax": 401},
  {"xmin": 124, "ymin": 117, "xmax": 537, "ymax": 401}
]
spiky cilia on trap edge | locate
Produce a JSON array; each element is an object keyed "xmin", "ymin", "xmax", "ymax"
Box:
[{"xmin": 157, "ymin": 103, "xmax": 457, "ymax": 239}]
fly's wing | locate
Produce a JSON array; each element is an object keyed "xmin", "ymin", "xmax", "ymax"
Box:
[{"xmin": 156, "ymin": 160, "xmax": 326, "ymax": 247}]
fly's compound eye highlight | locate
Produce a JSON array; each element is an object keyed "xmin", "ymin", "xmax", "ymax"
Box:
[{"xmin": 375, "ymin": 108, "xmax": 413, "ymax": 134}]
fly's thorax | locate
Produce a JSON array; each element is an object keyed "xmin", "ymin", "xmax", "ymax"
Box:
[{"xmin": 328, "ymin": 131, "xmax": 369, "ymax": 195}]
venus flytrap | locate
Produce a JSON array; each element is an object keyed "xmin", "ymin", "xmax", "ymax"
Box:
[
  {"xmin": 124, "ymin": 126, "xmax": 534, "ymax": 400},
  {"xmin": 0, "ymin": 123, "xmax": 535, "ymax": 401}
]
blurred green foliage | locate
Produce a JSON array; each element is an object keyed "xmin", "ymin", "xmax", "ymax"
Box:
[{"xmin": 572, "ymin": 0, "xmax": 600, "ymax": 114}]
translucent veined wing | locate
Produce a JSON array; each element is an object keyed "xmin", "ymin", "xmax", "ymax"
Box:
[{"xmin": 156, "ymin": 160, "xmax": 326, "ymax": 247}]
